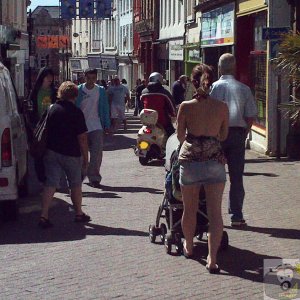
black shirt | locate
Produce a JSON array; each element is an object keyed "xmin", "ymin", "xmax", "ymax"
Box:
[
  {"xmin": 172, "ymin": 81, "xmax": 185, "ymax": 105},
  {"xmin": 135, "ymin": 84, "xmax": 146, "ymax": 101},
  {"xmin": 47, "ymin": 100, "xmax": 87, "ymax": 157}
]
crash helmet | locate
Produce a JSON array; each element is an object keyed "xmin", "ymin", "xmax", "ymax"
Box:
[{"xmin": 148, "ymin": 72, "xmax": 163, "ymax": 84}]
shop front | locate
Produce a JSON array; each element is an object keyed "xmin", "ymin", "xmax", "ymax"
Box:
[
  {"xmin": 200, "ymin": 2, "xmax": 235, "ymax": 81},
  {"xmin": 169, "ymin": 39, "xmax": 184, "ymax": 85},
  {"xmin": 70, "ymin": 58, "xmax": 89, "ymax": 82},
  {"xmin": 156, "ymin": 42, "xmax": 168, "ymax": 81},
  {"xmin": 184, "ymin": 43, "xmax": 201, "ymax": 78},
  {"xmin": 100, "ymin": 55, "xmax": 118, "ymax": 81},
  {"xmin": 236, "ymin": 0, "xmax": 268, "ymax": 153}
]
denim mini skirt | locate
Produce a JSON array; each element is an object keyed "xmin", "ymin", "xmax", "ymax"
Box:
[{"xmin": 179, "ymin": 160, "xmax": 226, "ymax": 186}]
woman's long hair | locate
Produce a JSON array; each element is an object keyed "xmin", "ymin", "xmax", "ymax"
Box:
[
  {"xmin": 28, "ymin": 67, "xmax": 56, "ymax": 124},
  {"xmin": 191, "ymin": 64, "xmax": 214, "ymax": 99}
]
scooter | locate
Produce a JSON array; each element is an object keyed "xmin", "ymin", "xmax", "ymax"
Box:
[{"xmin": 134, "ymin": 109, "xmax": 168, "ymax": 165}]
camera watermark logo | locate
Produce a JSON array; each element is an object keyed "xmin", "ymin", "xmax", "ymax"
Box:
[{"xmin": 264, "ymin": 259, "xmax": 300, "ymax": 300}]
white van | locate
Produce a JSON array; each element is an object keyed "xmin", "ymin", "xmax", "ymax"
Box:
[{"xmin": 0, "ymin": 62, "xmax": 28, "ymax": 220}]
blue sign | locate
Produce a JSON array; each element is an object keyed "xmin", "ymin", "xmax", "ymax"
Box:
[
  {"xmin": 262, "ymin": 27, "xmax": 290, "ymax": 40},
  {"xmin": 79, "ymin": 0, "xmax": 94, "ymax": 18},
  {"xmin": 60, "ymin": 0, "xmax": 76, "ymax": 20},
  {"xmin": 95, "ymin": 0, "xmax": 112, "ymax": 18}
]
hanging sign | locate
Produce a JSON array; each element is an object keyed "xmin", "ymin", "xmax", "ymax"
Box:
[
  {"xmin": 36, "ymin": 36, "xmax": 49, "ymax": 48},
  {"xmin": 201, "ymin": 2, "xmax": 235, "ymax": 47},
  {"xmin": 48, "ymin": 36, "xmax": 59, "ymax": 48},
  {"xmin": 169, "ymin": 40, "xmax": 184, "ymax": 61},
  {"xmin": 59, "ymin": 36, "xmax": 70, "ymax": 48}
]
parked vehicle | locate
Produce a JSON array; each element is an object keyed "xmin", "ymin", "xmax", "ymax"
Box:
[
  {"xmin": 134, "ymin": 109, "xmax": 167, "ymax": 165},
  {"xmin": 0, "ymin": 62, "xmax": 28, "ymax": 221}
]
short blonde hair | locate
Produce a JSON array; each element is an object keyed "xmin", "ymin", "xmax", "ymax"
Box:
[{"xmin": 57, "ymin": 81, "xmax": 78, "ymax": 100}]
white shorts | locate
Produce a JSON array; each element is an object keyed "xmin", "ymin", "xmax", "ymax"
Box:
[{"xmin": 111, "ymin": 105, "xmax": 126, "ymax": 120}]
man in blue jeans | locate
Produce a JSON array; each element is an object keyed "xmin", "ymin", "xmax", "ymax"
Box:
[
  {"xmin": 76, "ymin": 69, "xmax": 111, "ymax": 188},
  {"xmin": 210, "ymin": 53, "xmax": 257, "ymax": 227}
]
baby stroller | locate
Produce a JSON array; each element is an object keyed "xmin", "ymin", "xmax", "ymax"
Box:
[{"xmin": 148, "ymin": 149, "xmax": 229, "ymax": 255}]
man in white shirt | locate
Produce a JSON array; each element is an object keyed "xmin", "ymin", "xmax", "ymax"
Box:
[
  {"xmin": 210, "ymin": 53, "xmax": 258, "ymax": 227},
  {"xmin": 107, "ymin": 77, "xmax": 130, "ymax": 131},
  {"xmin": 76, "ymin": 68, "xmax": 111, "ymax": 187}
]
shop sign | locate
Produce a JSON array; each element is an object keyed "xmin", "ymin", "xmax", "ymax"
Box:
[
  {"xmin": 101, "ymin": 56, "xmax": 118, "ymax": 70},
  {"xmin": 262, "ymin": 27, "xmax": 290, "ymax": 40},
  {"xmin": 88, "ymin": 56, "xmax": 101, "ymax": 69},
  {"xmin": 70, "ymin": 59, "xmax": 82, "ymax": 71},
  {"xmin": 169, "ymin": 40, "xmax": 184, "ymax": 61},
  {"xmin": 201, "ymin": 2, "xmax": 235, "ymax": 47},
  {"xmin": 188, "ymin": 48, "xmax": 201, "ymax": 62},
  {"xmin": 0, "ymin": 25, "xmax": 18, "ymax": 44}
]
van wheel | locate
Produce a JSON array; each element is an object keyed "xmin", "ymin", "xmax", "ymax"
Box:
[{"xmin": 0, "ymin": 200, "xmax": 18, "ymax": 221}]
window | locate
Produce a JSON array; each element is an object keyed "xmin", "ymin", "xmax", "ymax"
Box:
[
  {"xmin": 74, "ymin": 43, "xmax": 76, "ymax": 55},
  {"xmin": 187, "ymin": 0, "xmax": 196, "ymax": 18},
  {"xmin": 178, "ymin": 1, "xmax": 182, "ymax": 23},
  {"xmin": 80, "ymin": 43, "xmax": 82, "ymax": 56},
  {"xmin": 86, "ymin": 42, "xmax": 89, "ymax": 54}
]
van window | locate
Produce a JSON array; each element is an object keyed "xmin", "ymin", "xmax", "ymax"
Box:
[
  {"xmin": 0, "ymin": 76, "xmax": 12, "ymax": 114},
  {"xmin": 3, "ymin": 72, "xmax": 18, "ymax": 114}
]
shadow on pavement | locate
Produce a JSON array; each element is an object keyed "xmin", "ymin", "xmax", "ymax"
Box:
[
  {"xmin": 224, "ymin": 225, "xmax": 300, "ymax": 240},
  {"xmin": 81, "ymin": 191, "xmax": 121, "ymax": 199},
  {"xmin": 245, "ymin": 158, "xmax": 299, "ymax": 164},
  {"xmin": 84, "ymin": 184, "xmax": 163, "ymax": 195},
  {"xmin": 243, "ymin": 172, "xmax": 279, "ymax": 177},
  {"xmin": 191, "ymin": 242, "xmax": 281, "ymax": 282},
  {"xmin": 0, "ymin": 198, "xmax": 147, "ymax": 244},
  {"xmin": 104, "ymin": 135, "xmax": 136, "ymax": 151}
]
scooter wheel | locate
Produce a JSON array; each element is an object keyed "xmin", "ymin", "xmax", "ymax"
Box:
[{"xmin": 139, "ymin": 157, "xmax": 149, "ymax": 165}]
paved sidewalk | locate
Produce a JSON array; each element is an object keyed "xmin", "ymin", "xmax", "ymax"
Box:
[{"xmin": 0, "ymin": 114, "xmax": 299, "ymax": 300}]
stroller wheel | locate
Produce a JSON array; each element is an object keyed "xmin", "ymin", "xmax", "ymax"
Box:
[
  {"xmin": 196, "ymin": 232, "xmax": 204, "ymax": 241},
  {"xmin": 160, "ymin": 223, "xmax": 167, "ymax": 243},
  {"xmin": 220, "ymin": 231, "xmax": 229, "ymax": 250},
  {"xmin": 149, "ymin": 225, "xmax": 157, "ymax": 243},
  {"xmin": 174, "ymin": 233, "xmax": 183, "ymax": 255},
  {"xmin": 164, "ymin": 234, "xmax": 173, "ymax": 254}
]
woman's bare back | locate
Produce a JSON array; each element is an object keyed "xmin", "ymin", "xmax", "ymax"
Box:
[{"xmin": 182, "ymin": 97, "xmax": 228, "ymax": 140}]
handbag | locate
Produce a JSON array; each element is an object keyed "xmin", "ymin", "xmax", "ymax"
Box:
[{"xmin": 29, "ymin": 105, "xmax": 53, "ymax": 159}]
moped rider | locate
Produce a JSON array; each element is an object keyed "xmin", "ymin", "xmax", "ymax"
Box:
[{"xmin": 141, "ymin": 72, "xmax": 176, "ymax": 137}]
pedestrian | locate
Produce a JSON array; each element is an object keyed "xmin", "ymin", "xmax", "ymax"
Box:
[
  {"xmin": 134, "ymin": 79, "xmax": 146, "ymax": 116},
  {"xmin": 162, "ymin": 79, "xmax": 171, "ymax": 93},
  {"xmin": 121, "ymin": 79, "xmax": 131, "ymax": 111},
  {"xmin": 210, "ymin": 53, "xmax": 258, "ymax": 227},
  {"xmin": 28, "ymin": 67, "xmax": 57, "ymax": 183},
  {"xmin": 184, "ymin": 77, "xmax": 196, "ymax": 101},
  {"xmin": 75, "ymin": 68, "xmax": 111, "ymax": 188},
  {"xmin": 38, "ymin": 81, "xmax": 90, "ymax": 228},
  {"xmin": 28, "ymin": 67, "xmax": 57, "ymax": 126},
  {"xmin": 100, "ymin": 79, "xmax": 108, "ymax": 90},
  {"xmin": 177, "ymin": 63, "xmax": 229, "ymax": 273},
  {"xmin": 107, "ymin": 77, "xmax": 130, "ymax": 131},
  {"xmin": 141, "ymin": 72, "xmax": 176, "ymax": 137},
  {"xmin": 172, "ymin": 75, "xmax": 187, "ymax": 106}
]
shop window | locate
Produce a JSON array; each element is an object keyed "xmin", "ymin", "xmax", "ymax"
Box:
[{"xmin": 250, "ymin": 51, "xmax": 267, "ymax": 128}]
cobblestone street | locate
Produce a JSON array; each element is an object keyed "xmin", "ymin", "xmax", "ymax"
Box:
[{"xmin": 0, "ymin": 114, "xmax": 299, "ymax": 300}]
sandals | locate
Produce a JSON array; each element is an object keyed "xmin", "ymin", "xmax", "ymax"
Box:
[
  {"xmin": 206, "ymin": 264, "xmax": 220, "ymax": 274},
  {"xmin": 74, "ymin": 213, "xmax": 91, "ymax": 223},
  {"xmin": 38, "ymin": 217, "xmax": 53, "ymax": 229},
  {"xmin": 183, "ymin": 240, "xmax": 194, "ymax": 259}
]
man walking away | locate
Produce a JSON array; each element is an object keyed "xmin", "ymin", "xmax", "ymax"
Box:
[
  {"xmin": 210, "ymin": 53, "xmax": 257, "ymax": 227},
  {"xmin": 76, "ymin": 68, "xmax": 111, "ymax": 188},
  {"xmin": 134, "ymin": 79, "xmax": 146, "ymax": 115},
  {"xmin": 172, "ymin": 75, "xmax": 187, "ymax": 106},
  {"xmin": 107, "ymin": 77, "xmax": 130, "ymax": 131}
]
